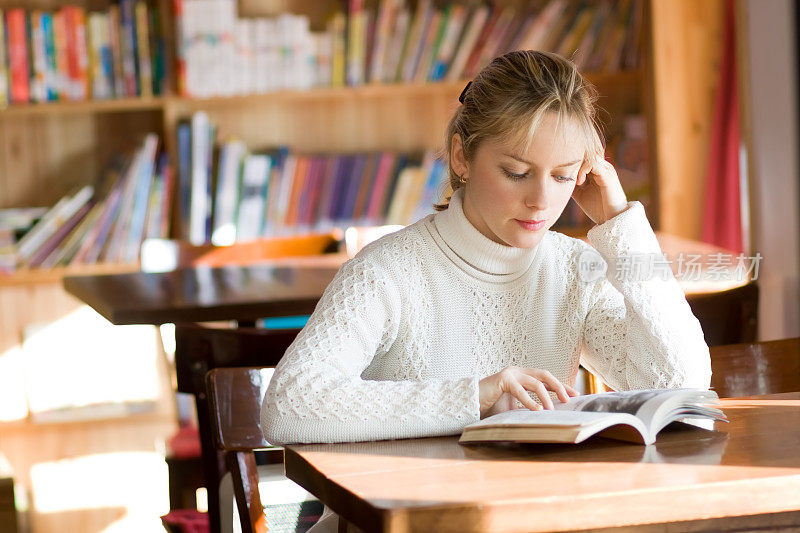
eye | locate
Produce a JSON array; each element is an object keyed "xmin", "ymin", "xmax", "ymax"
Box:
[
  {"xmin": 502, "ymin": 168, "xmax": 527, "ymax": 180},
  {"xmin": 554, "ymin": 175, "xmax": 575, "ymax": 183}
]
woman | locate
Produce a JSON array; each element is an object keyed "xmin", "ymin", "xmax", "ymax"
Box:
[{"xmin": 261, "ymin": 49, "xmax": 711, "ymax": 445}]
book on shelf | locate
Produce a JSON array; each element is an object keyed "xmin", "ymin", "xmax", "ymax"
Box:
[
  {"xmin": 460, "ymin": 388, "xmax": 727, "ymax": 446},
  {"xmin": 172, "ymin": 0, "xmax": 644, "ymax": 98},
  {"xmin": 175, "ymin": 112, "xmax": 446, "ymax": 244},
  {"xmin": 1, "ymin": 0, "xmax": 166, "ymax": 105},
  {"xmin": 0, "ymin": 9, "xmax": 7, "ymax": 107},
  {"xmin": 2, "ymin": 134, "xmax": 172, "ymax": 272}
]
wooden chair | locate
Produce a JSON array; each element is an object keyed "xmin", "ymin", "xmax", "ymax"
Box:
[
  {"xmin": 141, "ymin": 232, "xmax": 339, "ymax": 523},
  {"xmin": 687, "ymin": 281, "xmax": 759, "ymax": 346},
  {"xmin": 207, "ymin": 366, "xmax": 322, "ymax": 533},
  {"xmin": 586, "ymin": 282, "xmax": 761, "ymax": 393},
  {"xmin": 174, "ymin": 324, "xmax": 302, "ymax": 532},
  {"xmin": 710, "ymin": 337, "xmax": 800, "ymax": 397}
]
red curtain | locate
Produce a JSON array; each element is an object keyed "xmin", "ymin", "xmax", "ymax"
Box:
[{"xmin": 702, "ymin": 0, "xmax": 743, "ymax": 253}]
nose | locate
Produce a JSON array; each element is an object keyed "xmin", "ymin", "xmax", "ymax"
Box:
[{"xmin": 524, "ymin": 176, "xmax": 549, "ymax": 211}]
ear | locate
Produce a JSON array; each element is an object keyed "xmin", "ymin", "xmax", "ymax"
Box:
[{"xmin": 450, "ymin": 133, "xmax": 468, "ymax": 177}]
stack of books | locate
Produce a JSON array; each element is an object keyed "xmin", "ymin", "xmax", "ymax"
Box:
[
  {"xmin": 0, "ymin": 0, "xmax": 166, "ymax": 106},
  {"xmin": 0, "ymin": 134, "xmax": 172, "ymax": 271},
  {"xmin": 174, "ymin": 0, "xmax": 644, "ymax": 98},
  {"xmin": 176, "ymin": 111, "xmax": 448, "ymax": 245}
]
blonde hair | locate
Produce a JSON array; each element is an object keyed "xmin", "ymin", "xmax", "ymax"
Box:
[{"xmin": 434, "ymin": 50, "xmax": 607, "ymax": 211}]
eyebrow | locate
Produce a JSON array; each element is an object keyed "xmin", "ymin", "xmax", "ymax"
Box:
[{"xmin": 503, "ymin": 153, "xmax": 583, "ymax": 168}]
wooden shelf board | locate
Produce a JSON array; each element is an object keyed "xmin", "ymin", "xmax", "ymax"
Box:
[
  {"xmin": 0, "ymin": 97, "xmax": 166, "ymax": 117},
  {"xmin": 0, "ymin": 262, "xmax": 140, "ymax": 287},
  {"xmin": 0, "ymin": 408, "xmax": 174, "ymax": 433},
  {"xmin": 0, "ymin": 70, "xmax": 642, "ymax": 116}
]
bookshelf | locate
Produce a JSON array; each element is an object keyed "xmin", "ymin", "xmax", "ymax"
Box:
[
  {"xmin": 0, "ymin": 0, "xmax": 727, "ymax": 530},
  {"xmin": 0, "ymin": 0, "xmax": 726, "ymax": 334},
  {"xmin": 0, "ymin": 0, "xmax": 656, "ymax": 267}
]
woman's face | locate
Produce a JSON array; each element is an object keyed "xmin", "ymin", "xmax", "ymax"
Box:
[{"xmin": 452, "ymin": 112, "xmax": 586, "ymax": 249}]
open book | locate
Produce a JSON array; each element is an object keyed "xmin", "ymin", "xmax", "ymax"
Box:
[{"xmin": 459, "ymin": 388, "xmax": 727, "ymax": 446}]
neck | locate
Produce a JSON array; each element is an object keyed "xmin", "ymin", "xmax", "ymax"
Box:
[{"xmin": 432, "ymin": 188, "xmax": 538, "ymax": 276}]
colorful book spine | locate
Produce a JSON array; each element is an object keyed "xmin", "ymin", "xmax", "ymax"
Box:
[
  {"xmin": 445, "ymin": 4, "xmax": 489, "ymax": 82},
  {"xmin": 149, "ymin": 3, "xmax": 165, "ymax": 95},
  {"xmin": 29, "ymin": 10, "xmax": 47, "ymax": 102},
  {"xmin": 158, "ymin": 153, "xmax": 175, "ymax": 239},
  {"xmin": 119, "ymin": 0, "xmax": 139, "ymax": 96},
  {"xmin": 134, "ymin": 1, "xmax": 152, "ymax": 97},
  {"xmin": 123, "ymin": 134, "xmax": 159, "ymax": 262},
  {"xmin": 28, "ymin": 201, "xmax": 93, "ymax": 268},
  {"xmin": 346, "ymin": 0, "xmax": 365, "ymax": 87},
  {"xmin": 189, "ymin": 111, "xmax": 212, "ymax": 244},
  {"xmin": 41, "ymin": 11, "xmax": 58, "ymax": 100},
  {"xmin": 0, "ymin": 9, "xmax": 8, "ymax": 107},
  {"xmin": 64, "ymin": 6, "xmax": 89, "ymax": 100},
  {"xmin": 108, "ymin": 4, "xmax": 126, "ymax": 97},
  {"xmin": 105, "ymin": 140, "xmax": 146, "ymax": 261},
  {"xmin": 53, "ymin": 10, "xmax": 69, "ymax": 100},
  {"xmin": 211, "ymin": 139, "xmax": 246, "ymax": 245},
  {"xmin": 428, "ymin": 4, "xmax": 467, "ymax": 82},
  {"xmin": 400, "ymin": 0, "xmax": 431, "ymax": 83},
  {"xmin": 7, "ymin": 8, "xmax": 31, "ymax": 103},
  {"xmin": 236, "ymin": 153, "xmax": 270, "ymax": 241}
]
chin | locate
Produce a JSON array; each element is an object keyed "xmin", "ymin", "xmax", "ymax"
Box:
[{"xmin": 503, "ymin": 232, "xmax": 542, "ymax": 249}]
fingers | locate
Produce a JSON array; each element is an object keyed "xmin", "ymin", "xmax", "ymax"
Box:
[
  {"xmin": 521, "ymin": 375, "xmax": 555, "ymax": 410},
  {"xmin": 576, "ymin": 158, "xmax": 593, "ymax": 188},
  {"xmin": 486, "ymin": 367, "xmax": 582, "ymax": 417},
  {"xmin": 509, "ymin": 380, "xmax": 543, "ymax": 412},
  {"xmin": 523, "ymin": 369, "xmax": 577, "ymax": 404}
]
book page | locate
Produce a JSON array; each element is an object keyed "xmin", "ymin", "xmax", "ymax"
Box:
[
  {"xmin": 557, "ymin": 389, "xmax": 723, "ymax": 438},
  {"xmin": 556, "ymin": 389, "xmax": 669, "ymax": 416},
  {"xmin": 465, "ymin": 408, "xmax": 625, "ymax": 429}
]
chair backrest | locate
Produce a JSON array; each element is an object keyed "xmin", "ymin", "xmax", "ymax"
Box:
[
  {"xmin": 207, "ymin": 366, "xmax": 272, "ymax": 533},
  {"xmin": 173, "ymin": 325, "xmax": 299, "ymax": 533},
  {"xmin": 174, "ymin": 324, "xmax": 297, "ymax": 396},
  {"xmin": 207, "ymin": 366, "xmax": 273, "ymax": 451},
  {"xmin": 710, "ymin": 337, "xmax": 800, "ymax": 397},
  {"xmin": 687, "ymin": 282, "xmax": 759, "ymax": 346},
  {"xmin": 141, "ymin": 231, "xmax": 341, "ymax": 272}
]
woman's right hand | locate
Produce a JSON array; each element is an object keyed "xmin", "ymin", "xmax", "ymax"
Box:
[{"xmin": 478, "ymin": 367, "xmax": 579, "ymax": 419}]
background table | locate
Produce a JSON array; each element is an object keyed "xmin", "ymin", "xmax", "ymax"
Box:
[
  {"xmin": 62, "ymin": 234, "xmax": 746, "ymax": 328},
  {"xmin": 284, "ymin": 393, "xmax": 800, "ymax": 533},
  {"xmin": 63, "ymin": 254, "xmax": 346, "ymax": 325}
]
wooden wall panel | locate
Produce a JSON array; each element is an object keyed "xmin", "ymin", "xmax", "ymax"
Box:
[
  {"xmin": 0, "ymin": 110, "xmax": 163, "ymax": 209},
  {"xmin": 651, "ymin": 0, "xmax": 725, "ymax": 240},
  {"xmin": 169, "ymin": 88, "xmax": 459, "ymax": 153},
  {"xmin": 0, "ymin": 281, "xmax": 177, "ymax": 533}
]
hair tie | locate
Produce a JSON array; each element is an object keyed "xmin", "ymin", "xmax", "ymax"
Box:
[{"xmin": 458, "ymin": 81, "xmax": 472, "ymax": 104}]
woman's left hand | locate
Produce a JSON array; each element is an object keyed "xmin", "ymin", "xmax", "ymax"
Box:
[{"xmin": 571, "ymin": 155, "xmax": 629, "ymax": 225}]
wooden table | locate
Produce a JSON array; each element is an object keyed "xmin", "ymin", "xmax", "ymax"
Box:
[
  {"xmin": 284, "ymin": 392, "xmax": 800, "ymax": 532},
  {"xmin": 62, "ymin": 254, "xmax": 347, "ymax": 325},
  {"xmin": 62, "ymin": 234, "xmax": 745, "ymax": 327}
]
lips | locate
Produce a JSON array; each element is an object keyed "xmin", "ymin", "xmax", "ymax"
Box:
[{"xmin": 515, "ymin": 219, "xmax": 546, "ymax": 231}]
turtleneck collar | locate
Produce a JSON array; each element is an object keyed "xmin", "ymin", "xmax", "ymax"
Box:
[{"xmin": 431, "ymin": 187, "xmax": 539, "ymax": 276}]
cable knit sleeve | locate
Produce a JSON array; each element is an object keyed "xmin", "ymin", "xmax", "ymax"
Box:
[
  {"xmin": 579, "ymin": 201, "xmax": 712, "ymax": 391},
  {"xmin": 260, "ymin": 251, "xmax": 480, "ymax": 445}
]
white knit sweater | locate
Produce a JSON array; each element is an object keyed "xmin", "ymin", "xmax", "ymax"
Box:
[{"xmin": 261, "ymin": 188, "xmax": 712, "ymax": 445}]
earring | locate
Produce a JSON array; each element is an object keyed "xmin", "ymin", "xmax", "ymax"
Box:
[{"xmin": 458, "ymin": 174, "xmax": 468, "ymax": 184}]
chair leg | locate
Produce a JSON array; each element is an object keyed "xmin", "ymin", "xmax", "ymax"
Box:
[
  {"xmin": 195, "ymin": 391, "xmax": 223, "ymax": 532},
  {"xmin": 227, "ymin": 451, "xmax": 266, "ymax": 533}
]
